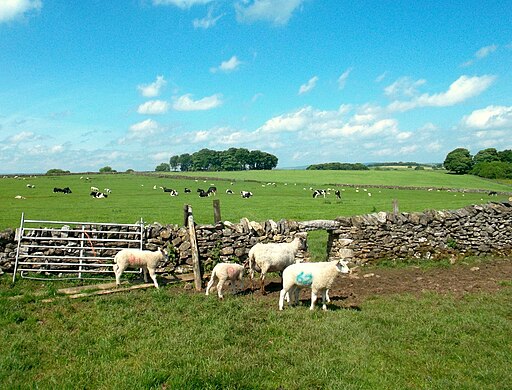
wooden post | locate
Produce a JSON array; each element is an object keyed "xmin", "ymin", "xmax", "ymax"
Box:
[
  {"xmin": 393, "ymin": 199, "xmax": 399, "ymax": 217},
  {"xmin": 186, "ymin": 205, "xmax": 202, "ymax": 291},
  {"xmin": 213, "ymin": 199, "xmax": 221, "ymax": 224}
]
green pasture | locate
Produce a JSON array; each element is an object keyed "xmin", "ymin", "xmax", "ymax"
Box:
[
  {"xmin": 1, "ymin": 171, "xmax": 511, "ymax": 231},
  {"xmin": 0, "ymin": 260, "xmax": 511, "ymax": 389}
]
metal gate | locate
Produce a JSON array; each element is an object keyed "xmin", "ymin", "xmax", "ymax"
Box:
[{"xmin": 13, "ymin": 213, "xmax": 144, "ymax": 281}]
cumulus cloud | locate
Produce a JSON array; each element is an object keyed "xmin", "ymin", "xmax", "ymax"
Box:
[
  {"xmin": 152, "ymin": 0, "xmax": 213, "ymax": 8},
  {"xmin": 137, "ymin": 100, "xmax": 170, "ymax": 115},
  {"xmin": 119, "ymin": 119, "xmax": 163, "ymax": 144},
  {"xmin": 461, "ymin": 105, "xmax": 512, "ymax": 129},
  {"xmin": 0, "ymin": 0, "xmax": 41, "ymax": 23},
  {"xmin": 137, "ymin": 76, "xmax": 167, "ymax": 98},
  {"xmin": 388, "ymin": 75, "xmax": 496, "ymax": 112},
  {"xmin": 298, "ymin": 76, "xmax": 318, "ymax": 95},
  {"xmin": 210, "ymin": 56, "xmax": 242, "ymax": 73},
  {"xmin": 236, "ymin": 0, "xmax": 304, "ymax": 25},
  {"xmin": 172, "ymin": 93, "xmax": 223, "ymax": 111},
  {"xmin": 337, "ymin": 68, "xmax": 353, "ymax": 90},
  {"xmin": 193, "ymin": 7, "xmax": 224, "ymax": 29}
]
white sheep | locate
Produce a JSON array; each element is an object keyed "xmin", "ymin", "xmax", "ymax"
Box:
[
  {"xmin": 278, "ymin": 259, "xmax": 350, "ymax": 311},
  {"xmin": 113, "ymin": 248, "xmax": 167, "ymax": 288},
  {"xmin": 248, "ymin": 232, "xmax": 308, "ymax": 294},
  {"xmin": 205, "ymin": 262, "xmax": 245, "ymax": 299}
]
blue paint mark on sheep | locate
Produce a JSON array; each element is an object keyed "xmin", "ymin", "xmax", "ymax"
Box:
[{"xmin": 296, "ymin": 272, "xmax": 313, "ymax": 286}]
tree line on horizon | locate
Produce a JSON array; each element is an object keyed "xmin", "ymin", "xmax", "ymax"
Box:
[
  {"xmin": 444, "ymin": 147, "xmax": 512, "ymax": 179},
  {"xmin": 155, "ymin": 148, "xmax": 278, "ymax": 172}
]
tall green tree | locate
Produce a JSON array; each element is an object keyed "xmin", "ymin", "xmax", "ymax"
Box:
[
  {"xmin": 443, "ymin": 148, "xmax": 473, "ymax": 174},
  {"xmin": 155, "ymin": 163, "xmax": 170, "ymax": 172},
  {"xmin": 473, "ymin": 148, "xmax": 500, "ymax": 165},
  {"xmin": 169, "ymin": 155, "xmax": 180, "ymax": 171}
]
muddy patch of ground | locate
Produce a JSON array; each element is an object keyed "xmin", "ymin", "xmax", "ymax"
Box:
[{"xmin": 244, "ymin": 258, "xmax": 512, "ymax": 309}]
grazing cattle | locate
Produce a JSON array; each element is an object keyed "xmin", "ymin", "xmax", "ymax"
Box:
[
  {"xmin": 54, "ymin": 187, "xmax": 72, "ymax": 194},
  {"xmin": 488, "ymin": 191, "xmax": 498, "ymax": 196},
  {"xmin": 104, "ymin": 188, "xmax": 112, "ymax": 194},
  {"xmin": 184, "ymin": 188, "xmax": 191, "ymax": 193},
  {"xmin": 197, "ymin": 189, "xmax": 209, "ymax": 197},
  {"xmin": 26, "ymin": 184, "xmax": 35, "ymax": 188},
  {"xmin": 312, "ymin": 189, "xmax": 326, "ymax": 198},
  {"xmin": 334, "ymin": 190, "xmax": 341, "ymax": 199},
  {"xmin": 226, "ymin": 189, "xmax": 234, "ymax": 194},
  {"xmin": 207, "ymin": 186, "xmax": 217, "ymax": 196},
  {"xmin": 90, "ymin": 191, "xmax": 108, "ymax": 198},
  {"xmin": 241, "ymin": 191, "xmax": 253, "ymax": 198},
  {"xmin": 168, "ymin": 189, "xmax": 178, "ymax": 196},
  {"xmin": 14, "ymin": 195, "xmax": 26, "ymax": 199}
]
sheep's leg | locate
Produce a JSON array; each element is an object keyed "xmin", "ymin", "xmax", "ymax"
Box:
[
  {"xmin": 279, "ymin": 288, "xmax": 289, "ymax": 310},
  {"xmin": 260, "ymin": 273, "xmax": 267, "ymax": 294},
  {"xmin": 310, "ymin": 290, "xmax": 318, "ymax": 310},
  {"xmin": 321, "ymin": 289, "xmax": 328, "ymax": 311},
  {"xmin": 325, "ymin": 289, "xmax": 331, "ymax": 303},
  {"xmin": 148, "ymin": 268, "xmax": 159, "ymax": 289},
  {"xmin": 205, "ymin": 275, "xmax": 216, "ymax": 296},
  {"xmin": 217, "ymin": 278, "xmax": 226, "ymax": 299},
  {"xmin": 142, "ymin": 266, "xmax": 149, "ymax": 283}
]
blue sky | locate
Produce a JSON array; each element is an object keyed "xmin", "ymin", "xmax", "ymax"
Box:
[{"xmin": 1, "ymin": 0, "xmax": 511, "ymax": 173}]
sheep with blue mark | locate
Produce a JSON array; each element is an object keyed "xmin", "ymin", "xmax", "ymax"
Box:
[{"xmin": 279, "ymin": 258, "xmax": 351, "ymax": 311}]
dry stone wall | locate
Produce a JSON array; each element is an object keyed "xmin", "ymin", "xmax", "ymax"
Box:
[
  {"xmin": 328, "ymin": 202, "xmax": 512, "ymax": 264},
  {"xmin": 0, "ymin": 202, "xmax": 510, "ymax": 276}
]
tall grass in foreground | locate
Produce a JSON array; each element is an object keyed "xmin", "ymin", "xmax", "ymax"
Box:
[{"xmin": 1, "ymin": 270, "xmax": 510, "ymax": 389}]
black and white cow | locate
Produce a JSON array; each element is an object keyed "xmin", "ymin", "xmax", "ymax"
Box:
[
  {"xmin": 241, "ymin": 191, "xmax": 253, "ymax": 198},
  {"xmin": 312, "ymin": 189, "xmax": 326, "ymax": 198}
]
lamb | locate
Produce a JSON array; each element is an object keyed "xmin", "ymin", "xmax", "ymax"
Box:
[
  {"xmin": 278, "ymin": 259, "xmax": 350, "ymax": 311},
  {"xmin": 248, "ymin": 232, "xmax": 308, "ymax": 294},
  {"xmin": 205, "ymin": 262, "xmax": 245, "ymax": 299},
  {"xmin": 113, "ymin": 248, "xmax": 167, "ymax": 288}
]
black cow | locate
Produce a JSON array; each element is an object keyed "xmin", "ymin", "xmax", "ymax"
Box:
[{"xmin": 54, "ymin": 187, "xmax": 72, "ymax": 194}]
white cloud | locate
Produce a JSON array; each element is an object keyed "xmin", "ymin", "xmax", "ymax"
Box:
[
  {"xmin": 193, "ymin": 7, "xmax": 224, "ymax": 29},
  {"xmin": 0, "ymin": 0, "xmax": 41, "ymax": 23},
  {"xmin": 210, "ymin": 56, "xmax": 242, "ymax": 73},
  {"xmin": 137, "ymin": 100, "xmax": 170, "ymax": 115},
  {"xmin": 426, "ymin": 141, "xmax": 442, "ymax": 152},
  {"xmin": 173, "ymin": 94, "xmax": 223, "ymax": 111},
  {"xmin": 236, "ymin": 0, "xmax": 304, "ymax": 25},
  {"xmin": 461, "ymin": 105, "xmax": 512, "ymax": 129},
  {"xmin": 396, "ymin": 132, "xmax": 412, "ymax": 141},
  {"xmin": 137, "ymin": 76, "xmax": 167, "ymax": 98},
  {"xmin": 337, "ymin": 68, "xmax": 353, "ymax": 90},
  {"xmin": 375, "ymin": 71, "xmax": 388, "ymax": 83},
  {"xmin": 8, "ymin": 131, "xmax": 36, "ymax": 143},
  {"xmin": 384, "ymin": 77, "xmax": 426, "ymax": 98},
  {"xmin": 298, "ymin": 76, "xmax": 318, "ymax": 95},
  {"xmin": 462, "ymin": 44, "xmax": 498, "ymax": 66},
  {"xmin": 152, "ymin": 0, "xmax": 213, "ymax": 9},
  {"xmin": 475, "ymin": 44, "xmax": 498, "ymax": 59},
  {"xmin": 388, "ymin": 75, "xmax": 496, "ymax": 112},
  {"xmin": 119, "ymin": 119, "xmax": 163, "ymax": 144}
]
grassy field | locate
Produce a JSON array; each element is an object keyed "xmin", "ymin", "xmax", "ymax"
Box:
[
  {"xmin": 0, "ymin": 265, "xmax": 511, "ymax": 389},
  {"xmin": 1, "ymin": 171, "xmax": 511, "ymax": 389},
  {"xmin": 1, "ymin": 170, "xmax": 510, "ymax": 231}
]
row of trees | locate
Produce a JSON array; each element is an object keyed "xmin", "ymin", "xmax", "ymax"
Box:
[
  {"xmin": 444, "ymin": 148, "xmax": 512, "ymax": 179},
  {"xmin": 156, "ymin": 148, "xmax": 279, "ymax": 172},
  {"xmin": 306, "ymin": 162, "xmax": 369, "ymax": 171}
]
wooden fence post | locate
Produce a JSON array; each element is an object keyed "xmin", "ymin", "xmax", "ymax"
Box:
[
  {"xmin": 185, "ymin": 205, "xmax": 202, "ymax": 291},
  {"xmin": 393, "ymin": 199, "xmax": 399, "ymax": 217},
  {"xmin": 213, "ymin": 199, "xmax": 221, "ymax": 224}
]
